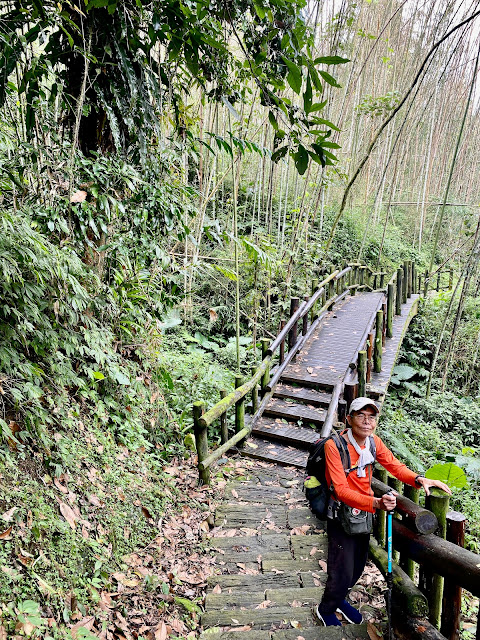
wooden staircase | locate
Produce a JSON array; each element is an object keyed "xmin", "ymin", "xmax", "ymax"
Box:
[{"xmin": 240, "ymin": 382, "xmax": 333, "ymax": 468}]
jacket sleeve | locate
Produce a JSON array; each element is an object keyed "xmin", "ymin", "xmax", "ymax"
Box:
[
  {"xmin": 324, "ymin": 439, "xmax": 376, "ymax": 513},
  {"xmin": 374, "ymin": 435, "xmax": 418, "ymax": 486}
]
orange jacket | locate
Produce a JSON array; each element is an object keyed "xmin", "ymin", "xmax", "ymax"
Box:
[{"xmin": 324, "ymin": 434, "xmax": 418, "ymax": 513}]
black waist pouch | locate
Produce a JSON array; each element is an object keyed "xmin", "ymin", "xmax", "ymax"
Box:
[{"xmin": 338, "ymin": 503, "xmax": 373, "ymax": 535}]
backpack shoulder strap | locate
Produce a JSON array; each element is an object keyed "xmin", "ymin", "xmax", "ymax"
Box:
[
  {"xmin": 330, "ymin": 431, "xmax": 351, "ymax": 473},
  {"xmin": 369, "ymin": 435, "xmax": 377, "ymax": 461}
]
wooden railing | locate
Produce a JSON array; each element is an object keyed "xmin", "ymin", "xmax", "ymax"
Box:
[
  {"xmin": 370, "ymin": 473, "xmax": 480, "ymax": 640},
  {"xmin": 419, "ymin": 267, "xmax": 455, "ymax": 296}
]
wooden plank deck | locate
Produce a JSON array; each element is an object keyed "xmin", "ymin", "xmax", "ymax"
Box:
[{"xmin": 281, "ymin": 292, "xmax": 384, "ymax": 387}]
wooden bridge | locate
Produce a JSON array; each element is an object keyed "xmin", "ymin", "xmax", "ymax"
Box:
[{"xmin": 192, "ymin": 263, "xmax": 480, "ymax": 640}]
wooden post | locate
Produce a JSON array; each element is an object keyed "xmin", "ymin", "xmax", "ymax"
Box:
[
  {"xmin": 403, "ymin": 261, "xmax": 408, "ymax": 303},
  {"xmin": 251, "ymin": 368, "xmax": 259, "ymax": 415},
  {"xmin": 382, "ymin": 301, "xmax": 387, "ymax": 346},
  {"xmin": 358, "ymin": 350, "xmax": 367, "ymax": 397},
  {"xmin": 437, "ymin": 271, "xmax": 441, "ymax": 292},
  {"xmin": 311, "ymin": 279, "xmax": 318, "ymax": 321},
  {"xmin": 426, "ymin": 489, "xmax": 450, "ymax": 628},
  {"xmin": 449, "ymin": 268, "xmax": 454, "ymax": 290},
  {"xmin": 402, "ymin": 485, "xmax": 420, "ymax": 580},
  {"xmin": 261, "ymin": 338, "xmax": 270, "ymax": 396},
  {"xmin": 344, "ymin": 381, "xmax": 357, "ymax": 413},
  {"xmin": 412, "ymin": 263, "xmax": 417, "ymax": 294},
  {"xmin": 234, "ymin": 374, "xmax": 245, "ymax": 443},
  {"xmin": 407, "ymin": 261, "xmax": 413, "ymax": 297},
  {"xmin": 418, "ymin": 273, "xmax": 423, "ymax": 294},
  {"xmin": 441, "ymin": 511, "xmax": 466, "ymax": 640},
  {"xmin": 366, "ymin": 332, "xmax": 374, "ymax": 382},
  {"xmin": 387, "ymin": 283, "xmax": 394, "ymax": 338},
  {"xmin": 350, "ymin": 266, "xmax": 357, "ymax": 295},
  {"xmin": 338, "ymin": 399, "xmax": 347, "ymax": 423},
  {"xmin": 279, "ymin": 319, "xmax": 286, "ymax": 364},
  {"xmin": 380, "ymin": 272, "xmax": 386, "ymax": 288},
  {"xmin": 288, "ymin": 297, "xmax": 300, "ymax": 354},
  {"xmin": 375, "ymin": 467, "xmax": 388, "ymax": 546},
  {"xmin": 328, "ymin": 269, "xmax": 336, "ymax": 300},
  {"xmin": 396, "ymin": 268, "xmax": 403, "ymax": 315},
  {"xmin": 424, "ymin": 269, "xmax": 429, "ymax": 297},
  {"xmin": 220, "ymin": 389, "xmax": 228, "ymax": 444},
  {"xmin": 302, "ymin": 295, "xmax": 309, "ymax": 335},
  {"xmin": 193, "ymin": 401, "xmax": 210, "ymax": 485},
  {"xmin": 374, "ymin": 310, "xmax": 383, "ymax": 373}
]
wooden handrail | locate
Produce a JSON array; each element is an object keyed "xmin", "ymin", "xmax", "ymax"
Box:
[
  {"xmin": 392, "ymin": 520, "xmax": 480, "ymax": 597},
  {"xmin": 372, "ymin": 478, "xmax": 438, "ymax": 534},
  {"xmin": 198, "ymin": 427, "xmax": 249, "ymax": 470},
  {"xmin": 320, "ymin": 382, "xmax": 342, "ymax": 437},
  {"xmin": 198, "ymin": 356, "xmax": 271, "ymax": 428}
]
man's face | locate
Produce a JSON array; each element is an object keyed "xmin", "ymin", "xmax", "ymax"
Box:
[{"xmin": 347, "ymin": 407, "xmax": 377, "ymax": 442}]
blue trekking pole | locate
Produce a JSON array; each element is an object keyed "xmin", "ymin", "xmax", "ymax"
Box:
[{"xmin": 386, "ymin": 500, "xmax": 393, "ymax": 640}]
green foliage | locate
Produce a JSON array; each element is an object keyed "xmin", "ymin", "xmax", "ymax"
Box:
[
  {"xmin": 0, "ymin": 0, "xmax": 345, "ymax": 171},
  {"xmin": 425, "ymin": 463, "xmax": 468, "ymax": 489},
  {"xmin": 356, "ymin": 91, "xmax": 401, "ymax": 118}
]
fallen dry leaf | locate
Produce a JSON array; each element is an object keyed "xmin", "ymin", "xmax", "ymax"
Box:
[
  {"xmin": 367, "ymin": 622, "xmax": 382, "ymax": 640},
  {"xmin": 290, "ymin": 524, "xmax": 310, "ymax": 535},
  {"xmin": 1, "ymin": 507, "xmax": 17, "ymax": 522},
  {"xmin": 212, "ymin": 584, "xmax": 221, "ymax": 594},
  {"xmin": 0, "ymin": 526, "xmax": 13, "ymax": 540},
  {"xmin": 154, "ymin": 621, "xmax": 168, "ymax": 640},
  {"xmin": 54, "ymin": 478, "xmax": 69, "ymax": 494},
  {"xmin": 70, "ymin": 616, "xmax": 95, "ymax": 639},
  {"xmin": 231, "ymin": 489, "xmax": 239, "ymax": 499},
  {"xmin": 70, "ymin": 190, "xmax": 87, "ymax": 203},
  {"xmin": 255, "ymin": 600, "xmax": 272, "ymax": 609},
  {"xmin": 59, "ymin": 501, "xmax": 77, "ymax": 529}
]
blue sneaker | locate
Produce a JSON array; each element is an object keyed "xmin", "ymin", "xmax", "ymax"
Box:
[
  {"xmin": 336, "ymin": 600, "xmax": 363, "ymax": 624},
  {"xmin": 316, "ymin": 605, "xmax": 342, "ymax": 626}
]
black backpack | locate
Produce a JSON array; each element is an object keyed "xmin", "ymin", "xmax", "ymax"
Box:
[{"xmin": 305, "ymin": 430, "xmax": 376, "ymax": 520}]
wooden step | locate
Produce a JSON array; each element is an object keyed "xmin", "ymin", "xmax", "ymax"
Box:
[
  {"xmin": 264, "ymin": 398, "xmax": 326, "ymax": 426},
  {"xmin": 280, "ymin": 370, "xmax": 337, "ymax": 389},
  {"xmin": 199, "ymin": 624, "xmax": 371, "ymax": 639},
  {"xmin": 251, "ymin": 417, "xmax": 319, "ymax": 449},
  {"xmin": 273, "ymin": 384, "xmax": 332, "ymax": 407},
  {"xmin": 239, "ymin": 437, "xmax": 308, "ymax": 468}
]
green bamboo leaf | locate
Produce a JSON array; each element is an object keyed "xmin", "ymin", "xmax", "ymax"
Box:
[
  {"xmin": 315, "ymin": 55, "xmax": 350, "ymax": 65},
  {"xmin": 303, "ymin": 73, "xmax": 312, "ymax": 114},
  {"xmin": 319, "ymin": 70, "xmax": 342, "ymax": 88}
]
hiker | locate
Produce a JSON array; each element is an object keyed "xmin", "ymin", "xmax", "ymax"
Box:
[{"xmin": 315, "ymin": 397, "xmax": 451, "ymax": 627}]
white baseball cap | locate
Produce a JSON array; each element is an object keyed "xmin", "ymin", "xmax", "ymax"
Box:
[{"xmin": 348, "ymin": 397, "xmax": 379, "ymax": 414}]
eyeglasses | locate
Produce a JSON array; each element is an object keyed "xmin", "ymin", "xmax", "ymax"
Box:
[{"xmin": 353, "ymin": 412, "xmax": 377, "ymax": 423}]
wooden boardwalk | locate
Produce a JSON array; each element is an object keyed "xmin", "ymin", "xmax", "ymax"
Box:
[{"xmin": 201, "ymin": 290, "xmax": 419, "ymax": 638}]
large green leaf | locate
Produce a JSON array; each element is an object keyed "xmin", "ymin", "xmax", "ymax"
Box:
[
  {"xmin": 392, "ymin": 364, "xmax": 417, "ymax": 381},
  {"xmin": 282, "ymin": 57, "xmax": 302, "ymax": 94},
  {"xmin": 293, "ymin": 144, "xmax": 309, "ymax": 175},
  {"xmin": 425, "ymin": 463, "xmax": 468, "ymax": 489}
]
